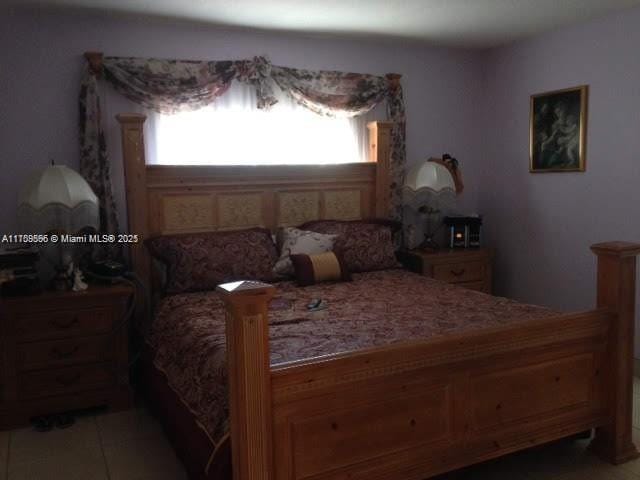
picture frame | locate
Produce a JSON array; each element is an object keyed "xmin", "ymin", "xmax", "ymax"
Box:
[{"xmin": 529, "ymin": 85, "xmax": 588, "ymax": 172}]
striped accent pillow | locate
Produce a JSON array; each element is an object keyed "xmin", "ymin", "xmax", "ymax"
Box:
[{"xmin": 290, "ymin": 252, "xmax": 352, "ymax": 286}]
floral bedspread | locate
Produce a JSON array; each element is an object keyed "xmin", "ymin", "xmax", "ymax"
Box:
[{"xmin": 147, "ymin": 269, "xmax": 557, "ymax": 463}]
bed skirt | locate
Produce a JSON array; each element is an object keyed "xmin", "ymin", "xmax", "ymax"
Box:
[{"xmin": 139, "ymin": 343, "xmax": 232, "ymax": 480}]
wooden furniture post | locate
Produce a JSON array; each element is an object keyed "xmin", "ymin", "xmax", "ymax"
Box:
[
  {"xmin": 367, "ymin": 121, "xmax": 393, "ymax": 217},
  {"xmin": 217, "ymin": 281, "xmax": 276, "ymax": 480},
  {"xmin": 116, "ymin": 114, "xmax": 150, "ymax": 288},
  {"xmin": 591, "ymin": 241, "xmax": 640, "ymax": 464}
]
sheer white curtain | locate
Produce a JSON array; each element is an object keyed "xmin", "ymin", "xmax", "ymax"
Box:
[{"xmin": 145, "ymin": 82, "xmax": 384, "ymax": 166}]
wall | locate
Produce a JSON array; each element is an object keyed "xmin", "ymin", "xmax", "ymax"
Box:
[
  {"xmin": 0, "ymin": 7, "xmax": 484, "ymax": 239},
  {"xmin": 5, "ymin": 5, "xmax": 638, "ymax": 349},
  {"xmin": 479, "ymin": 7, "xmax": 640, "ymax": 352}
]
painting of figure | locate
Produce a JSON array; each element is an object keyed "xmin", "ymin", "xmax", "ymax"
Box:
[{"xmin": 530, "ymin": 86, "xmax": 588, "ymax": 172}]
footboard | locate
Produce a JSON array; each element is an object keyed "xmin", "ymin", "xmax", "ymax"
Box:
[
  {"xmin": 217, "ymin": 242, "xmax": 640, "ymax": 480},
  {"xmin": 269, "ymin": 310, "xmax": 609, "ymax": 480}
]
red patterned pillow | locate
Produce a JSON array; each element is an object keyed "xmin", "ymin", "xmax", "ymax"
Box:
[
  {"xmin": 299, "ymin": 220, "xmax": 400, "ymax": 273},
  {"xmin": 147, "ymin": 228, "xmax": 278, "ymax": 294}
]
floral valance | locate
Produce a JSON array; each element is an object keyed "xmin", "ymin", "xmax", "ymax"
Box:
[
  {"xmin": 79, "ymin": 53, "xmax": 406, "ymax": 245},
  {"xmin": 270, "ymin": 65, "xmax": 389, "ymax": 117},
  {"xmin": 102, "ymin": 56, "xmax": 277, "ymax": 114}
]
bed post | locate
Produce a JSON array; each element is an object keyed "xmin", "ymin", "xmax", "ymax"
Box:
[
  {"xmin": 116, "ymin": 113, "xmax": 151, "ymax": 290},
  {"xmin": 590, "ymin": 241, "xmax": 640, "ymax": 464},
  {"xmin": 367, "ymin": 121, "xmax": 393, "ymax": 217},
  {"xmin": 217, "ymin": 281, "xmax": 276, "ymax": 480}
]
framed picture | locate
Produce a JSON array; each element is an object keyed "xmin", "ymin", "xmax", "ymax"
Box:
[{"xmin": 529, "ymin": 85, "xmax": 588, "ymax": 172}]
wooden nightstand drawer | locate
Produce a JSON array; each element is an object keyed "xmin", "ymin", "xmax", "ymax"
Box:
[
  {"xmin": 433, "ymin": 261, "xmax": 485, "ymax": 283},
  {"xmin": 20, "ymin": 363, "xmax": 115, "ymax": 399},
  {"xmin": 12, "ymin": 307, "xmax": 113, "ymax": 341},
  {"xmin": 405, "ymin": 248, "xmax": 493, "ymax": 294},
  {"xmin": 457, "ymin": 281, "xmax": 486, "ymax": 292},
  {"xmin": 18, "ymin": 335, "xmax": 111, "ymax": 371},
  {"xmin": 0, "ymin": 284, "xmax": 133, "ymax": 427}
]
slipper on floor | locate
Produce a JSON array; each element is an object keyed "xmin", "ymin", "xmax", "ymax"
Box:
[
  {"xmin": 32, "ymin": 416, "xmax": 54, "ymax": 432},
  {"xmin": 54, "ymin": 413, "xmax": 75, "ymax": 429}
]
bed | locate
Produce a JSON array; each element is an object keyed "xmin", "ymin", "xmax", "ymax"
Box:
[{"xmin": 117, "ymin": 114, "xmax": 640, "ymax": 480}]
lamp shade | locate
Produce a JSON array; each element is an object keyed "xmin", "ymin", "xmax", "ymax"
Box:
[
  {"xmin": 404, "ymin": 160, "xmax": 455, "ymax": 194},
  {"xmin": 17, "ymin": 165, "xmax": 99, "ymax": 234},
  {"xmin": 403, "ymin": 158, "xmax": 457, "ymax": 211}
]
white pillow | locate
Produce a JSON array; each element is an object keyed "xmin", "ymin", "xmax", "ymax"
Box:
[{"xmin": 273, "ymin": 227, "xmax": 338, "ymax": 277}]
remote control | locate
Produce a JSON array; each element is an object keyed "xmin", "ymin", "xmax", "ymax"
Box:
[
  {"xmin": 308, "ymin": 299, "xmax": 328, "ymax": 311},
  {"xmin": 307, "ymin": 298, "xmax": 322, "ymax": 309}
]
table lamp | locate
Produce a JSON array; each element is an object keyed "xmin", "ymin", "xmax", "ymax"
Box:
[
  {"xmin": 403, "ymin": 157, "xmax": 460, "ymax": 250},
  {"xmin": 17, "ymin": 163, "xmax": 99, "ymax": 289}
]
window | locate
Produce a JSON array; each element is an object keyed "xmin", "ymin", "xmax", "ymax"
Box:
[{"xmin": 145, "ymin": 84, "xmax": 382, "ymax": 166}]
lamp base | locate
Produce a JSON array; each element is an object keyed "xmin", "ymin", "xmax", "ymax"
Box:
[
  {"xmin": 51, "ymin": 266, "xmax": 72, "ymax": 292},
  {"xmin": 418, "ymin": 235, "xmax": 440, "ymax": 252}
]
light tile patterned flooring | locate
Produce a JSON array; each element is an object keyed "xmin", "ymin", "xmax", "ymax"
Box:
[
  {"xmin": 2, "ymin": 380, "xmax": 640, "ymax": 479},
  {"xmin": 0, "ymin": 408, "xmax": 186, "ymax": 480}
]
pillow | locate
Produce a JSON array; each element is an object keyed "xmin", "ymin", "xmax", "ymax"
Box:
[
  {"xmin": 299, "ymin": 220, "xmax": 399, "ymax": 273},
  {"xmin": 290, "ymin": 251, "xmax": 352, "ymax": 286},
  {"xmin": 146, "ymin": 228, "xmax": 278, "ymax": 294},
  {"xmin": 273, "ymin": 227, "xmax": 338, "ymax": 277}
]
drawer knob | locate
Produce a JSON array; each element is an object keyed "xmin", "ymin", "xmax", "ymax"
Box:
[
  {"xmin": 50, "ymin": 317, "xmax": 79, "ymax": 329},
  {"xmin": 450, "ymin": 269, "xmax": 466, "ymax": 277},
  {"xmin": 55, "ymin": 372, "xmax": 81, "ymax": 386},
  {"xmin": 51, "ymin": 345, "xmax": 80, "ymax": 359}
]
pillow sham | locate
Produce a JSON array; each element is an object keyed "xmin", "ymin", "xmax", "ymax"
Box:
[
  {"xmin": 290, "ymin": 251, "xmax": 352, "ymax": 286},
  {"xmin": 146, "ymin": 228, "xmax": 278, "ymax": 294},
  {"xmin": 273, "ymin": 227, "xmax": 338, "ymax": 277},
  {"xmin": 299, "ymin": 220, "xmax": 399, "ymax": 273}
]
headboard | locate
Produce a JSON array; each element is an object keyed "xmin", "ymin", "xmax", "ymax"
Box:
[{"xmin": 116, "ymin": 114, "xmax": 394, "ymax": 291}]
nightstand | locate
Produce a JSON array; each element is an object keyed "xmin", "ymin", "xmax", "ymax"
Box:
[
  {"xmin": 0, "ymin": 284, "xmax": 133, "ymax": 429},
  {"xmin": 406, "ymin": 248, "xmax": 493, "ymax": 294}
]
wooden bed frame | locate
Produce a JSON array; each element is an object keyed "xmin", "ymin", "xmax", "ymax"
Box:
[{"xmin": 117, "ymin": 113, "xmax": 640, "ymax": 480}]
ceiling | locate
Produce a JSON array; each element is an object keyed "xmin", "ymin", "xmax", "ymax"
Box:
[{"xmin": 6, "ymin": 0, "xmax": 640, "ymax": 48}]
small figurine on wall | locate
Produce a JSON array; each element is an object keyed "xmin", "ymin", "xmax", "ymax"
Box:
[{"xmin": 439, "ymin": 154, "xmax": 464, "ymax": 193}]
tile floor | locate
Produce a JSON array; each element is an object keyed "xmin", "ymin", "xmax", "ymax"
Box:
[
  {"xmin": 1, "ymin": 380, "xmax": 640, "ymax": 480},
  {"xmin": 0, "ymin": 407, "xmax": 186, "ymax": 480}
]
